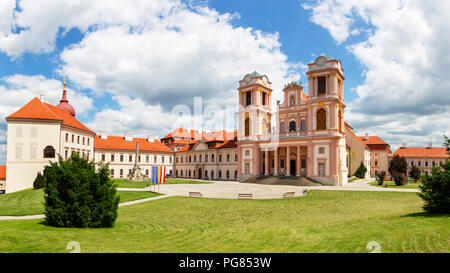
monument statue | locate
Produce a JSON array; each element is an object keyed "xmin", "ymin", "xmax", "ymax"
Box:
[{"xmin": 128, "ymin": 141, "xmax": 145, "ymax": 181}]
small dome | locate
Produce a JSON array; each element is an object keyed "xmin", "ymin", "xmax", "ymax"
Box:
[
  {"xmin": 57, "ymin": 100, "xmax": 76, "ymax": 117},
  {"xmin": 56, "ymin": 81, "xmax": 76, "ymax": 117}
]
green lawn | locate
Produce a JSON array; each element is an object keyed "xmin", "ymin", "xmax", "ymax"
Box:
[
  {"xmin": 114, "ymin": 178, "xmax": 211, "ymax": 188},
  {"xmin": 348, "ymin": 177, "xmax": 360, "ymax": 182},
  {"xmin": 0, "ymin": 189, "xmax": 161, "ymax": 216},
  {"xmin": 0, "ymin": 190, "xmax": 448, "ymax": 253},
  {"xmin": 369, "ymin": 180, "xmax": 422, "ymax": 189}
]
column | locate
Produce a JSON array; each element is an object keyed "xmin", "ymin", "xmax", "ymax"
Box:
[
  {"xmin": 296, "ymin": 145, "xmax": 301, "ymax": 176},
  {"xmin": 265, "ymin": 149, "xmax": 269, "ymax": 176},
  {"xmin": 274, "ymin": 147, "xmax": 279, "ymax": 176},
  {"xmin": 253, "ymin": 145, "xmax": 261, "ymax": 175},
  {"xmin": 307, "ymin": 142, "xmax": 314, "ymax": 176},
  {"xmin": 286, "ymin": 146, "xmax": 291, "ymax": 176}
]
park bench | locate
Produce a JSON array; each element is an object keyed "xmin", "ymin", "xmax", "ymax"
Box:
[
  {"xmin": 189, "ymin": 192, "xmax": 203, "ymax": 197},
  {"xmin": 237, "ymin": 193, "xmax": 253, "ymax": 199},
  {"xmin": 283, "ymin": 192, "xmax": 295, "ymax": 198}
]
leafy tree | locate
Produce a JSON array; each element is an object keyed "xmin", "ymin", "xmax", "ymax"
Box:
[
  {"xmin": 418, "ymin": 161, "xmax": 450, "ymax": 214},
  {"xmin": 43, "ymin": 153, "xmax": 120, "ymax": 228},
  {"xmin": 354, "ymin": 162, "xmax": 367, "ymax": 179},
  {"xmin": 409, "ymin": 166, "xmax": 421, "ymax": 182},
  {"xmin": 389, "ymin": 155, "xmax": 407, "ymax": 186},
  {"xmin": 33, "ymin": 171, "xmax": 46, "ymax": 189},
  {"xmin": 376, "ymin": 171, "xmax": 386, "ymax": 185}
]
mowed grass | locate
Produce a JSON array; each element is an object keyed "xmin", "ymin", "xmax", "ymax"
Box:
[
  {"xmin": 0, "ymin": 189, "xmax": 161, "ymax": 216},
  {"xmin": 0, "ymin": 190, "xmax": 448, "ymax": 253},
  {"xmin": 369, "ymin": 180, "xmax": 422, "ymax": 189},
  {"xmin": 114, "ymin": 178, "xmax": 211, "ymax": 188}
]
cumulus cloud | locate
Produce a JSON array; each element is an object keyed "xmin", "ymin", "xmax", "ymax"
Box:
[{"xmin": 303, "ymin": 0, "xmax": 450, "ymax": 149}]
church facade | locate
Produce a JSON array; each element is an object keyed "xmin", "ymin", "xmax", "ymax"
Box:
[{"xmin": 236, "ymin": 56, "xmax": 348, "ymax": 185}]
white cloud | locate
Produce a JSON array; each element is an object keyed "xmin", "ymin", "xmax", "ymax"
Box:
[{"xmin": 303, "ymin": 0, "xmax": 450, "ymax": 149}]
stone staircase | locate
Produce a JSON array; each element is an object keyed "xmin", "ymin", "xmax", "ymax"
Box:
[{"xmin": 241, "ymin": 175, "xmax": 324, "ymax": 186}]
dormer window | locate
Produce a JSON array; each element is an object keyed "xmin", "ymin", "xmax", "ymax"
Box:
[{"xmin": 318, "ymin": 77, "xmax": 326, "ymax": 95}]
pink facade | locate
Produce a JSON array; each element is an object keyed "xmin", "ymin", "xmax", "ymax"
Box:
[{"xmin": 237, "ymin": 56, "xmax": 349, "ymax": 186}]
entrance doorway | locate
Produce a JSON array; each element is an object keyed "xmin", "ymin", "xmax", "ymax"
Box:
[
  {"xmin": 198, "ymin": 168, "xmax": 202, "ymax": 179},
  {"xmin": 290, "ymin": 160, "xmax": 296, "ymax": 176}
]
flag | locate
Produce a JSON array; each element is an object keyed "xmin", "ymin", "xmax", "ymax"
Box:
[{"xmin": 151, "ymin": 166, "xmax": 158, "ymax": 184}]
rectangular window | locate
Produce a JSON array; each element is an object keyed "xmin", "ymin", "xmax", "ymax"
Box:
[
  {"xmin": 15, "ymin": 145, "xmax": 22, "ymax": 159},
  {"xmin": 235, "ymin": 153, "xmax": 238, "ymax": 162},
  {"xmin": 219, "ymin": 154, "xmax": 222, "ymax": 162},
  {"xmin": 162, "ymin": 156, "xmax": 165, "ymax": 163},
  {"xmin": 205, "ymin": 155, "xmax": 208, "ymax": 162},
  {"xmin": 318, "ymin": 163, "xmax": 325, "ymax": 177},
  {"xmin": 219, "ymin": 170, "xmax": 222, "ymax": 178},
  {"xmin": 318, "ymin": 77, "xmax": 326, "ymax": 95},
  {"xmin": 211, "ymin": 170, "xmax": 214, "ymax": 178},
  {"xmin": 154, "ymin": 156, "xmax": 157, "ymax": 163},
  {"xmin": 375, "ymin": 160, "xmax": 378, "ymax": 166},
  {"xmin": 129, "ymin": 155, "xmax": 133, "ymax": 162},
  {"xmin": 87, "ymin": 138, "xmax": 90, "ymax": 146},
  {"xmin": 169, "ymin": 157, "xmax": 172, "ymax": 164},
  {"xmin": 120, "ymin": 155, "xmax": 124, "ymax": 162},
  {"xmin": 83, "ymin": 137, "xmax": 85, "ymax": 145},
  {"xmin": 146, "ymin": 156, "xmax": 149, "ymax": 163},
  {"xmin": 77, "ymin": 136, "xmax": 80, "ymax": 144},
  {"xmin": 199, "ymin": 155, "xmax": 202, "ymax": 162},
  {"xmin": 110, "ymin": 169, "xmax": 114, "ymax": 177},
  {"xmin": 425, "ymin": 161, "xmax": 428, "ymax": 167},
  {"xmin": 72, "ymin": 135, "xmax": 74, "ymax": 143},
  {"xmin": 227, "ymin": 154, "xmax": 230, "ymax": 162},
  {"xmin": 146, "ymin": 169, "xmax": 149, "ymax": 176},
  {"xmin": 246, "ymin": 91, "xmax": 251, "ymax": 106},
  {"xmin": 120, "ymin": 169, "xmax": 123, "ymax": 177},
  {"xmin": 211, "ymin": 154, "xmax": 214, "ymax": 162},
  {"xmin": 30, "ymin": 127, "xmax": 37, "ymax": 138},
  {"xmin": 319, "ymin": 147, "xmax": 325, "ymax": 154},
  {"xmin": 16, "ymin": 127, "xmax": 22, "ymax": 137},
  {"xmin": 245, "ymin": 163, "xmax": 250, "ymax": 175},
  {"xmin": 65, "ymin": 133, "xmax": 69, "ymax": 142},
  {"xmin": 226, "ymin": 170, "xmax": 230, "ymax": 179},
  {"xmin": 418, "ymin": 161, "xmax": 421, "ymax": 167},
  {"xmin": 262, "ymin": 92, "xmax": 266, "ymax": 105},
  {"xmin": 102, "ymin": 154, "xmax": 106, "ymax": 161},
  {"xmin": 65, "ymin": 150, "xmax": 68, "ymax": 159},
  {"xmin": 301, "ymin": 120, "xmax": 306, "ymax": 131},
  {"xmin": 194, "ymin": 155, "xmax": 196, "ymax": 162},
  {"xmin": 30, "ymin": 145, "xmax": 37, "ymax": 159},
  {"xmin": 111, "ymin": 154, "xmax": 115, "ymax": 162}
]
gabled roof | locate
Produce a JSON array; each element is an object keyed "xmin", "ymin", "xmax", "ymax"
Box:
[
  {"xmin": 95, "ymin": 135, "xmax": 172, "ymax": 153},
  {"xmin": 6, "ymin": 97, "xmax": 94, "ymax": 134},
  {"xmin": 392, "ymin": 147, "xmax": 447, "ymax": 158},
  {"xmin": 162, "ymin": 128, "xmax": 237, "ymax": 142},
  {"xmin": 345, "ymin": 124, "xmax": 369, "ymax": 149},
  {"xmin": 0, "ymin": 165, "xmax": 5, "ymax": 179},
  {"xmin": 358, "ymin": 136, "xmax": 388, "ymax": 145}
]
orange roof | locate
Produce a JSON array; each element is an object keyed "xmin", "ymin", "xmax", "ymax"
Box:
[
  {"xmin": 6, "ymin": 97, "xmax": 94, "ymax": 134},
  {"xmin": 94, "ymin": 135, "xmax": 172, "ymax": 153},
  {"xmin": 0, "ymin": 165, "xmax": 5, "ymax": 179},
  {"xmin": 358, "ymin": 136, "xmax": 388, "ymax": 145},
  {"xmin": 161, "ymin": 128, "xmax": 191, "ymax": 140},
  {"xmin": 392, "ymin": 147, "xmax": 448, "ymax": 158},
  {"xmin": 162, "ymin": 128, "xmax": 237, "ymax": 142},
  {"xmin": 301, "ymin": 92, "xmax": 308, "ymax": 101}
]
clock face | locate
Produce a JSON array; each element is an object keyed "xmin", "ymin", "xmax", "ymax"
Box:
[
  {"xmin": 245, "ymin": 75, "xmax": 251, "ymax": 82},
  {"xmin": 262, "ymin": 76, "xmax": 268, "ymax": 83},
  {"xmin": 317, "ymin": 57, "xmax": 326, "ymax": 67}
]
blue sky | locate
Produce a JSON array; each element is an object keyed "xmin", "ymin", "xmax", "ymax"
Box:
[{"xmin": 0, "ymin": 0, "xmax": 449, "ymax": 165}]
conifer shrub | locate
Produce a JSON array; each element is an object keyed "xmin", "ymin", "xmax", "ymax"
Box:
[
  {"xmin": 43, "ymin": 153, "xmax": 120, "ymax": 228},
  {"xmin": 354, "ymin": 162, "xmax": 367, "ymax": 179},
  {"xmin": 33, "ymin": 171, "xmax": 46, "ymax": 189},
  {"xmin": 376, "ymin": 171, "xmax": 386, "ymax": 185},
  {"xmin": 418, "ymin": 161, "xmax": 450, "ymax": 214}
]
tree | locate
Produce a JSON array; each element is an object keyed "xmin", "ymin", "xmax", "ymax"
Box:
[
  {"xmin": 354, "ymin": 162, "xmax": 367, "ymax": 179},
  {"xmin": 376, "ymin": 171, "xmax": 386, "ymax": 185},
  {"xmin": 409, "ymin": 166, "xmax": 421, "ymax": 182},
  {"xmin": 33, "ymin": 171, "xmax": 46, "ymax": 189},
  {"xmin": 43, "ymin": 153, "xmax": 120, "ymax": 228},
  {"xmin": 389, "ymin": 155, "xmax": 407, "ymax": 186},
  {"xmin": 418, "ymin": 161, "xmax": 449, "ymax": 214}
]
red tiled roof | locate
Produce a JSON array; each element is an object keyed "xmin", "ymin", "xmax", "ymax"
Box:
[
  {"xmin": 6, "ymin": 97, "xmax": 94, "ymax": 134},
  {"xmin": 94, "ymin": 135, "xmax": 172, "ymax": 153},
  {"xmin": 162, "ymin": 128, "xmax": 237, "ymax": 142},
  {"xmin": 0, "ymin": 165, "xmax": 5, "ymax": 179},
  {"xmin": 392, "ymin": 147, "xmax": 447, "ymax": 158},
  {"xmin": 358, "ymin": 136, "xmax": 391, "ymax": 152}
]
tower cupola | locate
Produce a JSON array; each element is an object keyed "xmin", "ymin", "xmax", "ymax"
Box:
[{"xmin": 56, "ymin": 79, "xmax": 76, "ymax": 117}]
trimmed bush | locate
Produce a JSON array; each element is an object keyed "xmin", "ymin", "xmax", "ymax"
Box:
[
  {"xmin": 33, "ymin": 171, "xmax": 46, "ymax": 189},
  {"xmin": 43, "ymin": 153, "xmax": 120, "ymax": 228},
  {"xmin": 409, "ymin": 166, "xmax": 421, "ymax": 182},
  {"xmin": 376, "ymin": 171, "xmax": 386, "ymax": 185},
  {"xmin": 389, "ymin": 155, "xmax": 407, "ymax": 186},
  {"xmin": 418, "ymin": 161, "xmax": 450, "ymax": 214},
  {"xmin": 354, "ymin": 162, "xmax": 367, "ymax": 179}
]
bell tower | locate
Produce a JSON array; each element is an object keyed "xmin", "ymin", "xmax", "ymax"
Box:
[
  {"xmin": 237, "ymin": 71, "xmax": 272, "ymax": 140},
  {"xmin": 306, "ymin": 55, "xmax": 345, "ymax": 133}
]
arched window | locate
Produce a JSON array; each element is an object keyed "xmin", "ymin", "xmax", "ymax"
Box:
[
  {"xmin": 245, "ymin": 118, "xmax": 250, "ymax": 136},
  {"xmin": 290, "ymin": 96, "xmax": 295, "ymax": 106},
  {"xmin": 289, "ymin": 121, "xmax": 296, "ymax": 132},
  {"xmin": 338, "ymin": 110, "xmax": 342, "ymax": 132},
  {"xmin": 316, "ymin": 108, "xmax": 326, "ymax": 130},
  {"xmin": 43, "ymin": 146, "xmax": 55, "ymax": 158}
]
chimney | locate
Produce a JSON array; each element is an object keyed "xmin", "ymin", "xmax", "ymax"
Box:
[
  {"xmin": 100, "ymin": 132, "xmax": 108, "ymax": 140},
  {"xmin": 124, "ymin": 133, "xmax": 133, "ymax": 142},
  {"xmin": 427, "ymin": 142, "xmax": 432, "ymax": 149},
  {"xmin": 364, "ymin": 133, "xmax": 369, "ymax": 140},
  {"xmin": 147, "ymin": 135, "xmax": 155, "ymax": 143},
  {"xmin": 222, "ymin": 130, "xmax": 227, "ymax": 141},
  {"xmin": 401, "ymin": 143, "xmax": 406, "ymax": 148},
  {"xmin": 40, "ymin": 95, "xmax": 45, "ymax": 102},
  {"xmin": 190, "ymin": 129, "xmax": 195, "ymax": 140}
]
